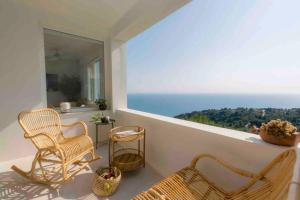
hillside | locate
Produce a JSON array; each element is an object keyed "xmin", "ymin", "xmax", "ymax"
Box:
[{"xmin": 175, "ymin": 108, "xmax": 300, "ymax": 132}]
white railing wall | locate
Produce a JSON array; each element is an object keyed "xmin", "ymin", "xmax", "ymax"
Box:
[
  {"xmin": 288, "ymin": 143, "xmax": 300, "ymax": 200},
  {"xmin": 116, "ymin": 109, "xmax": 289, "ymax": 190}
]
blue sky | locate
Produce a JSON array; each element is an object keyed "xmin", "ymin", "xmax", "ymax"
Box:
[{"xmin": 127, "ymin": 0, "xmax": 300, "ymax": 94}]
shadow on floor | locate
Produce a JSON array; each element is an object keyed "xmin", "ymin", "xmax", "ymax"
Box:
[
  {"xmin": 58, "ymin": 172, "xmax": 95, "ymax": 199},
  {"xmin": 0, "ymin": 165, "xmax": 161, "ymax": 200},
  {"xmin": 0, "ymin": 144, "xmax": 162, "ymax": 200},
  {"xmin": 0, "ymin": 170, "xmax": 97, "ymax": 200},
  {"xmin": 0, "ymin": 171, "xmax": 58, "ymax": 200}
]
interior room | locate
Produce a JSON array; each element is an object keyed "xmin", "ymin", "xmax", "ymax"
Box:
[{"xmin": 44, "ymin": 30, "xmax": 105, "ymax": 110}]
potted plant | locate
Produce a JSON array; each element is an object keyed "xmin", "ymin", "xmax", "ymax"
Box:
[
  {"xmin": 95, "ymin": 98, "xmax": 107, "ymax": 110},
  {"xmin": 91, "ymin": 112, "xmax": 110, "ymax": 123},
  {"xmin": 259, "ymin": 119, "xmax": 298, "ymax": 146},
  {"xmin": 91, "ymin": 112, "xmax": 103, "ymax": 123},
  {"xmin": 59, "ymin": 74, "xmax": 81, "ymax": 106}
]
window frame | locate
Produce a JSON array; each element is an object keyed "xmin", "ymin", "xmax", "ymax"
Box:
[
  {"xmin": 86, "ymin": 57, "xmax": 102, "ymax": 103},
  {"xmin": 43, "ymin": 29, "xmax": 105, "ymax": 111}
]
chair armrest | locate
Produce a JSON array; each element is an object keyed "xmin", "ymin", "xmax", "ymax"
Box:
[
  {"xmin": 24, "ymin": 132, "xmax": 59, "ymax": 149},
  {"xmin": 190, "ymin": 154, "xmax": 258, "ymax": 178},
  {"xmin": 190, "ymin": 154, "xmax": 268, "ymax": 195},
  {"xmin": 61, "ymin": 121, "xmax": 88, "ymax": 136}
]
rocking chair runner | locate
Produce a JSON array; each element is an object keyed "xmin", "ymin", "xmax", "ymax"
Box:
[
  {"xmin": 11, "ymin": 108, "xmax": 100, "ymax": 184},
  {"xmin": 134, "ymin": 149, "xmax": 296, "ymax": 200}
]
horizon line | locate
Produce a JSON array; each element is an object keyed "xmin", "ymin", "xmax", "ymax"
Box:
[{"xmin": 127, "ymin": 92, "xmax": 300, "ymax": 95}]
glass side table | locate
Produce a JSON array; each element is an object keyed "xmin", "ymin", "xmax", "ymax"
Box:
[{"xmin": 94, "ymin": 119, "xmax": 115, "ymax": 149}]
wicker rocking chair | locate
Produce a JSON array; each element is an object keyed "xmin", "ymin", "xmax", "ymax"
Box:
[
  {"xmin": 134, "ymin": 149, "xmax": 296, "ymax": 200},
  {"xmin": 11, "ymin": 108, "xmax": 100, "ymax": 184}
]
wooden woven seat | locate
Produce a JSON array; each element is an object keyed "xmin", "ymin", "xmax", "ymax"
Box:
[
  {"xmin": 133, "ymin": 149, "xmax": 296, "ymax": 200},
  {"xmin": 11, "ymin": 108, "xmax": 100, "ymax": 184},
  {"xmin": 59, "ymin": 135, "xmax": 94, "ymax": 162}
]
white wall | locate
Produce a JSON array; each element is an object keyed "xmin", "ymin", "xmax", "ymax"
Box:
[
  {"xmin": 60, "ymin": 110, "xmax": 113, "ymax": 144},
  {"xmin": 0, "ymin": 1, "xmax": 112, "ymax": 162},
  {"xmin": 289, "ymin": 143, "xmax": 300, "ymax": 200},
  {"xmin": 116, "ymin": 109, "xmax": 288, "ymax": 190},
  {"xmin": 0, "ymin": 1, "xmax": 46, "ymax": 162},
  {"xmin": 111, "ymin": 40, "xmax": 127, "ymax": 111}
]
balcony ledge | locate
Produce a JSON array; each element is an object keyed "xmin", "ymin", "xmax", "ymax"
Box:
[{"xmin": 117, "ymin": 108, "xmax": 286, "ymax": 149}]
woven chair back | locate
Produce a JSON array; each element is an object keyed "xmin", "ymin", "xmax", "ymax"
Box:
[
  {"xmin": 260, "ymin": 149, "xmax": 296, "ymax": 199},
  {"xmin": 18, "ymin": 108, "xmax": 63, "ymax": 149}
]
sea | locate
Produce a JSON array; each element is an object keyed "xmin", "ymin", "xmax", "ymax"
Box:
[{"xmin": 127, "ymin": 93, "xmax": 300, "ymax": 117}]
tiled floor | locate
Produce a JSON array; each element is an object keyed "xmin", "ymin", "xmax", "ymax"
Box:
[{"xmin": 0, "ymin": 144, "xmax": 162, "ymax": 200}]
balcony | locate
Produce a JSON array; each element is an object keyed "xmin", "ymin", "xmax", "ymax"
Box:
[
  {"xmin": 0, "ymin": 0, "xmax": 299, "ymax": 199},
  {"xmin": 0, "ymin": 108, "xmax": 299, "ymax": 199}
]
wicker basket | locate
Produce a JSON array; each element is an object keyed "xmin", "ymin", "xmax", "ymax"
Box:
[
  {"xmin": 260, "ymin": 130, "xmax": 297, "ymax": 146},
  {"xmin": 112, "ymin": 148, "xmax": 144, "ymax": 172},
  {"xmin": 92, "ymin": 167, "xmax": 121, "ymax": 197}
]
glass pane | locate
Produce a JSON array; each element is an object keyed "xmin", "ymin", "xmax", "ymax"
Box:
[
  {"xmin": 94, "ymin": 60, "xmax": 101, "ymax": 100},
  {"xmin": 44, "ymin": 30, "xmax": 104, "ymax": 108}
]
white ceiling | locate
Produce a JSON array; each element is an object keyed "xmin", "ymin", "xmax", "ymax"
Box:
[
  {"xmin": 19, "ymin": 0, "xmax": 140, "ymax": 40},
  {"xmin": 19, "ymin": 0, "xmax": 191, "ymax": 41},
  {"xmin": 44, "ymin": 30, "xmax": 103, "ymax": 61}
]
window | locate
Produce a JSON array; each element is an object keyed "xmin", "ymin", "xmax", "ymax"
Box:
[
  {"xmin": 44, "ymin": 30, "xmax": 104, "ymax": 108},
  {"xmin": 87, "ymin": 59, "xmax": 101, "ymax": 102}
]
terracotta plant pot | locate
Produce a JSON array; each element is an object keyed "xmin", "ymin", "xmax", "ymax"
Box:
[{"xmin": 259, "ymin": 130, "xmax": 298, "ymax": 146}]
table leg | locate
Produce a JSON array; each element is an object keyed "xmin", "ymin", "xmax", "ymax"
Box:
[
  {"xmin": 112, "ymin": 141, "xmax": 116, "ymax": 167},
  {"xmin": 143, "ymin": 130, "xmax": 146, "ymax": 167},
  {"xmin": 108, "ymin": 139, "xmax": 111, "ymax": 166},
  {"xmin": 138, "ymin": 140, "xmax": 140, "ymax": 156},
  {"xmin": 96, "ymin": 125, "xmax": 98, "ymax": 149}
]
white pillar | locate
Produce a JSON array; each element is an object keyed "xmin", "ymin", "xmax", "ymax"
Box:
[{"xmin": 110, "ymin": 39, "xmax": 127, "ymax": 112}]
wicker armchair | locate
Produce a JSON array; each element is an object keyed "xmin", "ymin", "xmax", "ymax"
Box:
[
  {"xmin": 133, "ymin": 149, "xmax": 296, "ymax": 200},
  {"xmin": 11, "ymin": 108, "xmax": 100, "ymax": 184}
]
